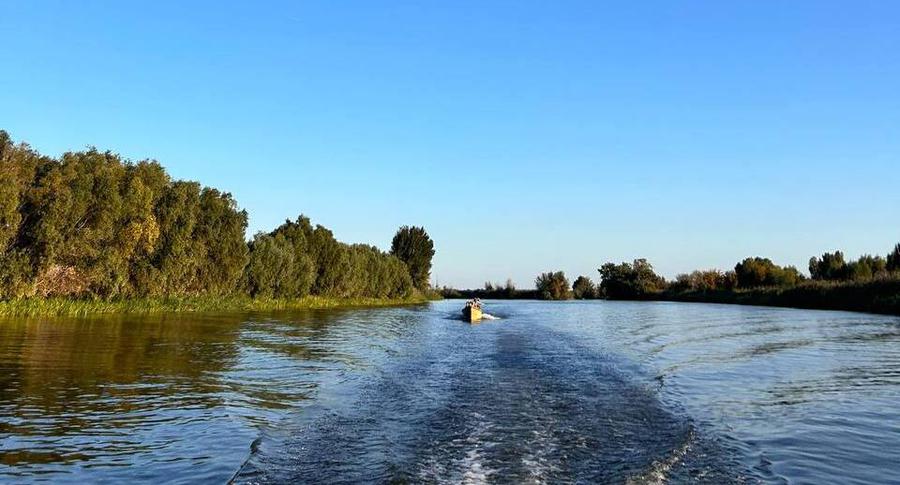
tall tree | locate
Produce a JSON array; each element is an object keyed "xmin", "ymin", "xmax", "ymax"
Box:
[
  {"xmin": 809, "ymin": 251, "xmax": 848, "ymax": 280},
  {"xmin": 598, "ymin": 259, "xmax": 665, "ymax": 299},
  {"xmin": 245, "ymin": 233, "xmax": 297, "ymax": 298},
  {"xmin": 535, "ymin": 271, "xmax": 571, "ymax": 300},
  {"xmin": 888, "ymin": 244, "xmax": 900, "ymax": 273},
  {"xmin": 390, "ymin": 226, "xmax": 435, "ymax": 291},
  {"xmin": 735, "ymin": 257, "xmax": 802, "ymax": 288},
  {"xmin": 0, "ymin": 131, "xmax": 48, "ymax": 297},
  {"xmin": 194, "ymin": 188, "xmax": 249, "ymax": 295},
  {"xmin": 572, "ymin": 275, "xmax": 595, "ymax": 299}
]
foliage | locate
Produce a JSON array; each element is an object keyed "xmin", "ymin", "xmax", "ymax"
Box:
[
  {"xmin": 808, "ymin": 251, "xmax": 847, "ymax": 280},
  {"xmin": 572, "ymin": 275, "xmax": 596, "ymax": 299},
  {"xmin": 889, "ymin": 244, "xmax": 900, "ymax": 272},
  {"xmin": 503, "ymin": 278, "xmax": 516, "ymax": 298},
  {"xmin": 446, "ymin": 279, "xmax": 537, "ymax": 299},
  {"xmin": 670, "ymin": 270, "xmax": 737, "ymax": 292},
  {"xmin": 660, "ymin": 278, "xmax": 900, "ymax": 317},
  {"xmin": 535, "ymin": 271, "xmax": 571, "ymax": 300},
  {"xmin": 390, "ymin": 226, "xmax": 435, "ymax": 291},
  {"xmin": 847, "ymin": 255, "xmax": 887, "ymax": 281},
  {"xmin": 809, "ymin": 251, "xmax": 888, "ymax": 282},
  {"xmin": 598, "ymin": 259, "xmax": 666, "ymax": 298},
  {"xmin": 0, "ymin": 131, "xmax": 424, "ymax": 305},
  {"xmin": 655, "ymin": 244, "xmax": 900, "ymax": 315},
  {"xmin": 734, "ymin": 257, "xmax": 803, "ymax": 288},
  {"xmin": 245, "ymin": 233, "xmax": 302, "ymax": 298}
]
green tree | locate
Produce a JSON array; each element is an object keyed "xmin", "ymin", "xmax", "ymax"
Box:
[
  {"xmin": 28, "ymin": 149, "xmax": 128, "ymax": 297},
  {"xmin": 194, "ymin": 188, "xmax": 249, "ymax": 295},
  {"xmin": 309, "ymin": 224, "xmax": 352, "ymax": 296},
  {"xmin": 535, "ymin": 271, "xmax": 571, "ymax": 300},
  {"xmin": 256, "ymin": 215, "xmax": 413, "ymax": 299},
  {"xmin": 148, "ymin": 181, "xmax": 203, "ymax": 295},
  {"xmin": 887, "ymin": 244, "xmax": 900, "ymax": 273},
  {"xmin": 0, "ymin": 131, "xmax": 422, "ymax": 303},
  {"xmin": 598, "ymin": 259, "xmax": 665, "ymax": 299},
  {"xmin": 245, "ymin": 233, "xmax": 303, "ymax": 297},
  {"xmin": 504, "ymin": 278, "xmax": 516, "ymax": 298},
  {"xmin": 390, "ymin": 226, "xmax": 435, "ymax": 291},
  {"xmin": 845, "ymin": 255, "xmax": 886, "ymax": 281},
  {"xmin": 572, "ymin": 275, "xmax": 595, "ymax": 299},
  {"xmin": 266, "ymin": 216, "xmax": 316, "ymax": 297},
  {"xmin": 809, "ymin": 251, "xmax": 848, "ymax": 280},
  {"xmin": 735, "ymin": 257, "xmax": 802, "ymax": 288},
  {"xmin": 670, "ymin": 269, "xmax": 733, "ymax": 292},
  {"xmin": 0, "ymin": 131, "xmax": 49, "ymax": 297}
]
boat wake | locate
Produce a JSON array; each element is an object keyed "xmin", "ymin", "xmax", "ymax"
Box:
[
  {"xmin": 481, "ymin": 313, "xmax": 500, "ymax": 320},
  {"xmin": 234, "ymin": 311, "xmax": 745, "ymax": 484}
]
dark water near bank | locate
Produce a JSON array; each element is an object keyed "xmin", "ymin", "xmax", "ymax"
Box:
[{"xmin": 1, "ymin": 301, "xmax": 899, "ymax": 483}]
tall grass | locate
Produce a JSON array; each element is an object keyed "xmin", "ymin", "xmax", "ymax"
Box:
[{"xmin": 0, "ymin": 295, "xmax": 435, "ymax": 318}]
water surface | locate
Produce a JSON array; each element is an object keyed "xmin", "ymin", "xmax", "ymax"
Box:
[{"xmin": 1, "ymin": 301, "xmax": 899, "ymax": 483}]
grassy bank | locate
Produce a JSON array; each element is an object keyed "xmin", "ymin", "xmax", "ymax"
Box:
[
  {"xmin": 0, "ymin": 295, "xmax": 437, "ymax": 318},
  {"xmin": 654, "ymin": 278, "xmax": 900, "ymax": 316}
]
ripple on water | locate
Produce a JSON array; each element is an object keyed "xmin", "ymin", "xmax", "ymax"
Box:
[
  {"xmin": 236, "ymin": 319, "xmax": 743, "ymax": 484},
  {"xmin": 3, "ymin": 301, "xmax": 900, "ymax": 484}
]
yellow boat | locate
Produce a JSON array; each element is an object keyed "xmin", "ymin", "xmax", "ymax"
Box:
[{"xmin": 462, "ymin": 300, "xmax": 483, "ymax": 323}]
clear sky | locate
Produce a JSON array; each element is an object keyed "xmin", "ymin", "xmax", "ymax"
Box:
[{"xmin": 2, "ymin": 1, "xmax": 899, "ymax": 289}]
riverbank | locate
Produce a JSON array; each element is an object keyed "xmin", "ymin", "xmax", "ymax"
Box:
[
  {"xmin": 0, "ymin": 295, "xmax": 438, "ymax": 318},
  {"xmin": 650, "ymin": 278, "xmax": 900, "ymax": 316}
]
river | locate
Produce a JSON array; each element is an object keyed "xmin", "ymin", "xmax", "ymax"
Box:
[{"xmin": 1, "ymin": 300, "xmax": 898, "ymax": 484}]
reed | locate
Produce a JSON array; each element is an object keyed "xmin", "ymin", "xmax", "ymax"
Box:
[{"xmin": 0, "ymin": 295, "xmax": 435, "ymax": 318}]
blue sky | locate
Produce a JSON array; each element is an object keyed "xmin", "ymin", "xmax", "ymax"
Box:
[{"xmin": 2, "ymin": 1, "xmax": 899, "ymax": 288}]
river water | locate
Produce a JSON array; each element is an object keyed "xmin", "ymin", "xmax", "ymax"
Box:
[{"xmin": 1, "ymin": 300, "xmax": 899, "ymax": 484}]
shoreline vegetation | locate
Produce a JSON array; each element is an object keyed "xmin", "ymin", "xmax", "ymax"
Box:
[
  {"xmin": 653, "ymin": 279, "xmax": 900, "ymax": 316},
  {"xmin": 443, "ymin": 247, "xmax": 900, "ymax": 316},
  {"xmin": 0, "ymin": 131, "xmax": 438, "ymax": 317},
  {"xmin": 0, "ymin": 295, "xmax": 435, "ymax": 318},
  {"xmin": 4, "ymin": 130, "xmax": 897, "ymax": 317}
]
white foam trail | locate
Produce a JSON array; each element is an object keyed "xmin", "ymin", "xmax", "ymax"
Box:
[
  {"xmin": 481, "ymin": 313, "xmax": 500, "ymax": 320},
  {"xmin": 625, "ymin": 428, "xmax": 695, "ymax": 485},
  {"xmin": 415, "ymin": 412, "xmax": 497, "ymax": 485}
]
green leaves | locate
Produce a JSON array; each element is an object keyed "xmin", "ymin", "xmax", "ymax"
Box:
[
  {"xmin": 886, "ymin": 244, "xmax": 900, "ymax": 272},
  {"xmin": 535, "ymin": 271, "xmax": 571, "ymax": 300},
  {"xmin": 734, "ymin": 257, "xmax": 802, "ymax": 288},
  {"xmin": 245, "ymin": 216, "xmax": 414, "ymax": 300},
  {"xmin": 0, "ymin": 132, "xmax": 425, "ymax": 302},
  {"xmin": 598, "ymin": 259, "xmax": 666, "ymax": 299},
  {"xmin": 0, "ymin": 133, "xmax": 249, "ymax": 299},
  {"xmin": 572, "ymin": 275, "xmax": 596, "ymax": 299},
  {"xmin": 390, "ymin": 226, "xmax": 435, "ymax": 291}
]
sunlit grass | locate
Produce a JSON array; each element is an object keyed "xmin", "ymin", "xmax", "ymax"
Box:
[{"xmin": 0, "ymin": 295, "xmax": 437, "ymax": 318}]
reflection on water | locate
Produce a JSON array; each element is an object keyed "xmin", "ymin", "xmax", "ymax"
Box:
[
  {"xmin": 0, "ymin": 307, "xmax": 424, "ymax": 483},
  {"xmin": 1, "ymin": 301, "xmax": 899, "ymax": 484}
]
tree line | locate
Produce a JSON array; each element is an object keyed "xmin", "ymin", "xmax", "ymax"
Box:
[
  {"xmin": 441, "ymin": 243, "xmax": 900, "ymax": 304},
  {"xmin": 571, "ymin": 244, "xmax": 900, "ymax": 300},
  {"xmin": 0, "ymin": 131, "xmax": 434, "ymax": 301}
]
